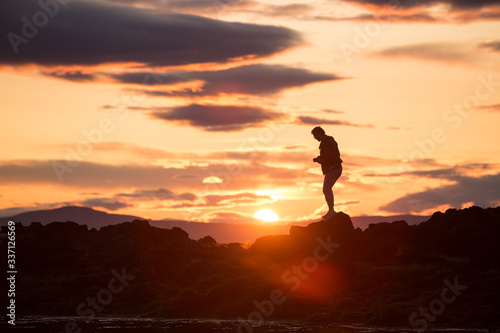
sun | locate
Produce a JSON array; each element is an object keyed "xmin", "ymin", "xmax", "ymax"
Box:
[{"xmin": 253, "ymin": 209, "xmax": 279, "ymax": 222}]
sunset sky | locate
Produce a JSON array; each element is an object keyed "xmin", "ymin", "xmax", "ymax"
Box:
[{"xmin": 1, "ymin": 0, "xmax": 500, "ymax": 223}]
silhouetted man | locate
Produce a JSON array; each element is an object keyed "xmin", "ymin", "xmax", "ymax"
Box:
[{"xmin": 312, "ymin": 126, "xmax": 343, "ymax": 219}]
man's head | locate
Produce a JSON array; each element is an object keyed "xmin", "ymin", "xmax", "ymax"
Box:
[{"xmin": 311, "ymin": 126, "xmax": 326, "ymax": 141}]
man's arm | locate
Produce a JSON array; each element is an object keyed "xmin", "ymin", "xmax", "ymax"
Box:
[{"xmin": 314, "ymin": 141, "xmax": 325, "ymax": 163}]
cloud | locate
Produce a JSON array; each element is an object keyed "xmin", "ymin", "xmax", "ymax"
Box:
[
  {"xmin": 202, "ymin": 211, "xmax": 260, "ymax": 224},
  {"xmin": 365, "ymin": 163, "xmax": 497, "ymax": 179},
  {"xmin": 116, "ymin": 64, "xmax": 341, "ymax": 97},
  {"xmin": 316, "ymin": 12, "xmax": 438, "ymax": 23},
  {"xmin": 74, "ymin": 188, "xmax": 197, "ymax": 211},
  {"xmin": 82, "ymin": 142, "xmax": 181, "ymax": 161},
  {"xmin": 479, "ymin": 40, "xmax": 500, "ymax": 52},
  {"xmin": 204, "ymin": 192, "xmax": 272, "ymax": 206},
  {"xmin": 380, "ymin": 173, "xmax": 500, "ymax": 213},
  {"xmin": 79, "ymin": 197, "xmax": 132, "ymax": 211},
  {"xmin": 0, "ymin": 159, "xmax": 305, "ymax": 191},
  {"xmin": 374, "ymin": 42, "xmax": 474, "ymax": 63},
  {"xmin": 341, "ymin": 0, "xmax": 500, "ymax": 23},
  {"xmin": 0, "ymin": 160, "xmax": 202, "ymax": 189},
  {"xmin": 103, "ymin": 0, "xmax": 255, "ymax": 13},
  {"xmin": 344, "ymin": 154, "xmax": 402, "ymax": 168},
  {"xmin": 445, "ymin": 0, "xmax": 500, "ymax": 9},
  {"xmin": 259, "ymin": 3, "xmax": 315, "ymax": 18},
  {"xmin": 365, "ymin": 167, "xmax": 458, "ymax": 179},
  {"xmin": 104, "ymin": 0, "xmax": 318, "ymax": 21},
  {"xmin": 343, "ymin": 0, "xmax": 431, "ymax": 8},
  {"xmin": 86, "ymin": 141, "xmax": 311, "ymax": 166},
  {"xmin": 0, "ymin": 188, "xmax": 195, "ymax": 214},
  {"xmin": 46, "ymin": 64, "xmax": 340, "ymax": 97},
  {"xmin": 171, "ymin": 192, "xmax": 273, "ymax": 209},
  {"xmin": 116, "ymin": 188, "xmax": 197, "ymax": 201},
  {"xmin": 110, "ymin": 71, "xmax": 188, "ymax": 86},
  {"xmin": 474, "ymin": 103, "xmax": 500, "ymax": 112},
  {"xmin": 344, "ymin": 0, "xmax": 500, "ymax": 9},
  {"xmin": 150, "ymin": 103, "xmax": 287, "ymax": 131},
  {"xmin": 0, "ymin": 0, "xmax": 301, "ymax": 66},
  {"xmin": 322, "ymin": 109, "xmax": 345, "ymax": 114},
  {"xmin": 42, "ymin": 70, "xmax": 97, "ymax": 82},
  {"xmin": 295, "ymin": 116, "xmax": 374, "ymax": 128}
]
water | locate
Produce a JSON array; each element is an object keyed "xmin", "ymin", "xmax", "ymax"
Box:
[{"xmin": 6, "ymin": 317, "xmax": 492, "ymax": 333}]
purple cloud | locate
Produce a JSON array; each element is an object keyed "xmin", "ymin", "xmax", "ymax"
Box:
[
  {"xmin": 0, "ymin": 0, "xmax": 301, "ymax": 66},
  {"xmin": 151, "ymin": 103, "xmax": 287, "ymax": 131}
]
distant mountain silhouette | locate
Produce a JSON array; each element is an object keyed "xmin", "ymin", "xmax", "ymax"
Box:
[
  {"xmin": 350, "ymin": 214, "xmax": 429, "ymax": 229},
  {"xmin": 0, "ymin": 205, "xmax": 428, "ymax": 243},
  {"xmin": 3, "ymin": 205, "xmax": 499, "ymax": 329},
  {"xmin": 0, "ymin": 206, "xmax": 142, "ymax": 230}
]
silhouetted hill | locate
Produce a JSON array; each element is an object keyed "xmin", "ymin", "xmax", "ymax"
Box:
[
  {"xmin": 0, "ymin": 206, "xmax": 142, "ymax": 230},
  {"xmin": 350, "ymin": 214, "xmax": 429, "ymax": 229},
  {"xmin": 0, "ymin": 205, "xmax": 429, "ymax": 243}
]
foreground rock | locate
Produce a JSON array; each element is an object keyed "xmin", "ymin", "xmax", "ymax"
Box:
[{"xmin": 2, "ymin": 206, "xmax": 499, "ymax": 329}]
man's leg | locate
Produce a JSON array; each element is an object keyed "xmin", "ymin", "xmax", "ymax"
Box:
[{"xmin": 323, "ymin": 166, "xmax": 342, "ymax": 214}]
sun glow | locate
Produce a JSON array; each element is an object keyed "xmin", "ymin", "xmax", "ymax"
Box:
[{"xmin": 254, "ymin": 209, "xmax": 279, "ymax": 222}]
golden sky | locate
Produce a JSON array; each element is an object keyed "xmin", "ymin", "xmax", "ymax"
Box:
[{"xmin": 1, "ymin": 0, "xmax": 500, "ymax": 223}]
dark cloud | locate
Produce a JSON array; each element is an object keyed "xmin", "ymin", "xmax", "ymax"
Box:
[
  {"xmin": 316, "ymin": 12, "xmax": 438, "ymax": 23},
  {"xmin": 150, "ymin": 103, "xmax": 287, "ymax": 131},
  {"xmin": 479, "ymin": 40, "xmax": 500, "ymax": 51},
  {"xmin": 365, "ymin": 163, "xmax": 497, "ymax": 179},
  {"xmin": 380, "ymin": 173, "xmax": 500, "ymax": 213},
  {"xmin": 447, "ymin": 0, "xmax": 500, "ymax": 8},
  {"xmin": 322, "ymin": 108, "xmax": 345, "ymax": 114},
  {"xmin": 474, "ymin": 103, "xmax": 500, "ymax": 112},
  {"xmin": 181, "ymin": 64, "xmax": 340, "ymax": 96},
  {"xmin": 365, "ymin": 167, "xmax": 458, "ymax": 178},
  {"xmin": 104, "ymin": 0, "xmax": 254, "ymax": 12},
  {"xmin": 0, "ymin": 0, "xmax": 301, "ymax": 66},
  {"xmin": 42, "ymin": 70, "xmax": 97, "ymax": 82},
  {"xmin": 343, "ymin": 0, "xmax": 436, "ymax": 8},
  {"xmin": 115, "ymin": 64, "xmax": 341, "ymax": 96},
  {"xmin": 295, "ymin": 116, "xmax": 374, "ymax": 128},
  {"xmin": 340, "ymin": 0, "xmax": 500, "ymax": 23},
  {"xmin": 79, "ymin": 197, "xmax": 132, "ymax": 211},
  {"xmin": 344, "ymin": 0, "xmax": 500, "ymax": 9},
  {"xmin": 117, "ymin": 188, "xmax": 197, "ymax": 201},
  {"xmin": 375, "ymin": 42, "xmax": 473, "ymax": 62},
  {"xmin": 110, "ymin": 71, "xmax": 187, "ymax": 86},
  {"xmin": 470, "ymin": 11, "xmax": 500, "ymax": 20},
  {"xmin": 105, "ymin": 0, "xmax": 315, "ymax": 20},
  {"xmin": 46, "ymin": 64, "xmax": 339, "ymax": 97}
]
